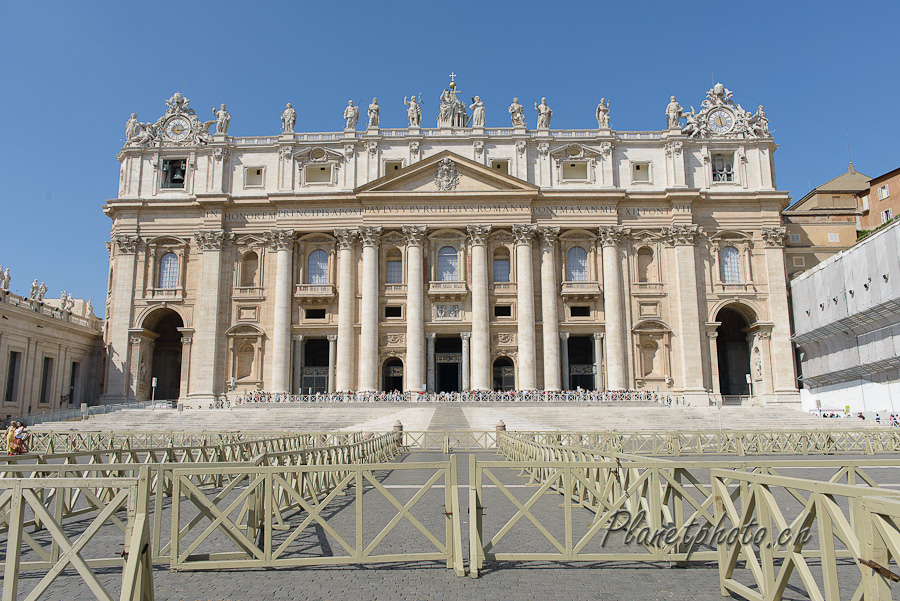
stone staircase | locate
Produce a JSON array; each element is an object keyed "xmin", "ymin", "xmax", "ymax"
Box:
[{"xmin": 33, "ymin": 403, "xmax": 885, "ymax": 434}]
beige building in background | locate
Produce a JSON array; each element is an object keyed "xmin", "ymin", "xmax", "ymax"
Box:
[
  {"xmin": 781, "ymin": 164, "xmax": 867, "ymax": 279},
  {"xmin": 102, "ymin": 82, "xmax": 800, "ymax": 408},
  {"xmin": 858, "ymin": 167, "xmax": 900, "ymax": 231}
]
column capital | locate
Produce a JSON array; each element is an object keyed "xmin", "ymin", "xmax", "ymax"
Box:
[
  {"xmin": 593, "ymin": 332, "xmax": 604, "ymax": 340},
  {"xmin": 112, "ymin": 234, "xmax": 141, "ymax": 254},
  {"xmin": 537, "ymin": 226, "xmax": 560, "ymax": 246},
  {"xmin": 426, "ymin": 332, "xmax": 436, "ymax": 340},
  {"xmin": 460, "ymin": 332, "xmax": 471, "ymax": 340},
  {"xmin": 292, "ymin": 334, "xmax": 304, "ymax": 342},
  {"xmin": 333, "ymin": 228, "xmax": 357, "ymax": 250},
  {"xmin": 598, "ymin": 225, "xmax": 630, "ymax": 247},
  {"xmin": 358, "ymin": 226, "xmax": 383, "ymax": 248},
  {"xmin": 512, "ymin": 223, "xmax": 538, "ymax": 245},
  {"xmin": 559, "ymin": 332, "xmax": 569, "ymax": 340},
  {"xmin": 661, "ymin": 224, "xmax": 702, "ymax": 246},
  {"xmin": 264, "ymin": 229, "xmax": 295, "ymax": 251},
  {"xmin": 466, "ymin": 224, "xmax": 492, "ymax": 246},
  {"xmin": 402, "ymin": 225, "xmax": 427, "ymax": 247},
  {"xmin": 760, "ymin": 226, "xmax": 787, "ymax": 248},
  {"xmin": 327, "ymin": 334, "xmax": 338, "ymax": 342},
  {"xmin": 195, "ymin": 230, "xmax": 235, "ymax": 252}
]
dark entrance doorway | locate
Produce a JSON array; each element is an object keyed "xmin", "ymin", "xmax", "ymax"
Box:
[
  {"xmin": 716, "ymin": 308, "xmax": 751, "ymax": 398},
  {"xmin": 382, "ymin": 359, "xmax": 403, "ymax": 391},
  {"xmin": 146, "ymin": 309, "xmax": 183, "ymax": 400},
  {"xmin": 568, "ymin": 335, "xmax": 595, "ymax": 390},
  {"xmin": 302, "ymin": 338, "xmax": 329, "ymax": 394},
  {"xmin": 435, "ymin": 337, "xmax": 461, "ymax": 393},
  {"xmin": 492, "ymin": 357, "xmax": 515, "ymax": 391}
]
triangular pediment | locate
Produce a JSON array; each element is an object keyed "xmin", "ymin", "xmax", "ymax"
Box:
[{"xmin": 356, "ymin": 150, "xmax": 538, "ymax": 196}]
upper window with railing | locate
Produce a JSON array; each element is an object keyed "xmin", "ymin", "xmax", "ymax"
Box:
[
  {"xmin": 720, "ymin": 246, "xmax": 741, "ymax": 284},
  {"xmin": 158, "ymin": 252, "xmax": 178, "ymax": 289},
  {"xmin": 567, "ymin": 247, "xmax": 588, "ymax": 282},
  {"xmin": 307, "ymin": 250, "xmax": 328, "ymax": 285},
  {"xmin": 437, "ymin": 246, "xmax": 459, "ymax": 281}
]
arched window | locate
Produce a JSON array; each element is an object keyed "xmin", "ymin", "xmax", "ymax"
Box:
[
  {"xmin": 637, "ymin": 247, "xmax": 654, "ymax": 283},
  {"xmin": 567, "ymin": 247, "xmax": 588, "ymax": 282},
  {"xmin": 493, "ymin": 248, "xmax": 510, "ymax": 283},
  {"xmin": 158, "ymin": 253, "xmax": 178, "ymax": 289},
  {"xmin": 721, "ymin": 246, "xmax": 741, "ymax": 284},
  {"xmin": 386, "ymin": 249, "xmax": 402, "ymax": 284},
  {"xmin": 437, "ymin": 246, "xmax": 458, "ymax": 281},
  {"xmin": 240, "ymin": 251, "xmax": 258, "ymax": 287},
  {"xmin": 307, "ymin": 250, "xmax": 328, "ymax": 285}
]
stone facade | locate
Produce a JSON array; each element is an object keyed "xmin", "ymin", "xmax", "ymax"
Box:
[
  {"xmin": 103, "ymin": 84, "xmax": 799, "ymax": 407},
  {"xmin": 858, "ymin": 166, "xmax": 900, "ymax": 231},
  {"xmin": 791, "ymin": 219, "xmax": 900, "ymax": 413},
  {"xmin": 0, "ymin": 287, "xmax": 103, "ymax": 421}
]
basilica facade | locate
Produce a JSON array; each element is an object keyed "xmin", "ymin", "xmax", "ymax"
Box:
[{"xmin": 102, "ymin": 83, "xmax": 799, "ymax": 407}]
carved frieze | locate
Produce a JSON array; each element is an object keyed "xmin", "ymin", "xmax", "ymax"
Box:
[
  {"xmin": 466, "ymin": 225, "xmax": 492, "ymax": 246},
  {"xmin": 665, "ymin": 141, "xmax": 683, "ymax": 157},
  {"xmin": 263, "ymin": 229, "xmax": 294, "ymax": 252},
  {"xmin": 382, "ymin": 333, "xmax": 405, "ymax": 346},
  {"xmin": 435, "ymin": 304, "xmax": 461, "ymax": 319},
  {"xmin": 493, "ymin": 333, "xmax": 517, "ymax": 346}
]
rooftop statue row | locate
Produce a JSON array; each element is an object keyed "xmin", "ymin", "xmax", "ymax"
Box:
[{"xmin": 124, "ymin": 83, "xmax": 769, "ymax": 148}]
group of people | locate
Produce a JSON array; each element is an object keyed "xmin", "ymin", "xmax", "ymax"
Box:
[
  {"xmin": 5, "ymin": 422, "xmax": 27, "ymax": 455},
  {"xmin": 222, "ymin": 389, "xmax": 677, "ymax": 406},
  {"xmin": 817, "ymin": 411, "xmax": 900, "ymax": 427}
]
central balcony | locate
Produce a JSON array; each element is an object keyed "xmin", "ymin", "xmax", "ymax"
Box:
[
  {"xmin": 294, "ymin": 284, "xmax": 336, "ymax": 304},
  {"xmin": 428, "ymin": 280, "xmax": 468, "ymax": 301},
  {"xmin": 560, "ymin": 281, "xmax": 602, "ymax": 300}
]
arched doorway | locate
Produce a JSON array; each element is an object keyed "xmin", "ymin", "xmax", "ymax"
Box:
[
  {"xmin": 382, "ymin": 358, "xmax": 403, "ymax": 392},
  {"xmin": 493, "ymin": 357, "xmax": 515, "ymax": 391},
  {"xmin": 716, "ymin": 307, "xmax": 751, "ymax": 400},
  {"xmin": 144, "ymin": 309, "xmax": 183, "ymax": 400}
]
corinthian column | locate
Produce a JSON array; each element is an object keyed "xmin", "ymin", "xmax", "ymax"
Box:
[
  {"xmin": 101, "ymin": 235, "xmax": 140, "ymax": 404},
  {"xmin": 538, "ymin": 226, "xmax": 561, "ymax": 391},
  {"xmin": 467, "ymin": 224, "xmax": 492, "ymax": 390},
  {"xmin": 267, "ymin": 229, "xmax": 295, "ymax": 395},
  {"xmin": 599, "ymin": 226, "xmax": 628, "ymax": 390},
  {"xmin": 334, "ymin": 228, "xmax": 357, "ymax": 391},
  {"xmin": 513, "ymin": 224, "xmax": 538, "ymax": 390},
  {"xmin": 358, "ymin": 226, "xmax": 382, "ymax": 391},
  {"xmin": 403, "ymin": 225, "xmax": 427, "ymax": 392}
]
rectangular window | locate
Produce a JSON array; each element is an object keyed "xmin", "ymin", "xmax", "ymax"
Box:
[
  {"xmin": 789, "ymin": 233, "xmax": 801, "ymax": 244},
  {"xmin": 5, "ymin": 351, "xmax": 21, "ymax": 405},
  {"xmin": 712, "ymin": 154, "xmax": 734, "ymax": 182},
  {"xmin": 882, "ymin": 209, "xmax": 893, "ymax": 224},
  {"xmin": 631, "ymin": 162, "xmax": 650, "ymax": 183},
  {"xmin": 493, "ymin": 258, "xmax": 510, "ymax": 283},
  {"xmin": 861, "ymin": 194, "xmax": 870, "ymax": 211},
  {"xmin": 570, "ymin": 306, "xmax": 591, "ymax": 317},
  {"xmin": 494, "ymin": 305, "xmax": 512, "ymax": 318},
  {"xmin": 490, "ymin": 159, "xmax": 509, "ymax": 174},
  {"xmin": 305, "ymin": 165, "xmax": 332, "ymax": 184},
  {"xmin": 305, "ymin": 309, "xmax": 326, "ymax": 320},
  {"xmin": 879, "ymin": 184, "xmax": 890, "ymax": 200},
  {"xmin": 161, "ymin": 159, "xmax": 187, "ymax": 189},
  {"xmin": 384, "ymin": 160, "xmax": 403, "ymax": 174},
  {"xmin": 828, "ymin": 233, "xmax": 840, "ymax": 243},
  {"xmin": 386, "ymin": 260, "xmax": 402, "ymax": 284},
  {"xmin": 39, "ymin": 357, "xmax": 53, "ymax": 404},
  {"xmin": 562, "ymin": 162, "xmax": 588, "ymax": 181},
  {"xmin": 793, "ymin": 256, "xmax": 806, "ymax": 267},
  {"xmin": 385, "ymin": 305, "xmax": 402, "ymax": 318},
  {"xmin": 244, "ymin": 167, "xmax": 264, "ymax": 187}
]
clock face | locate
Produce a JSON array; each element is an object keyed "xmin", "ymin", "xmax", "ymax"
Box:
[
  {"xmin": 165, "ymin": 116, "xmax": 191, "ymax": 141},
  {"xmin": 708, "ymin": 109, "xmax": 734, "ymax": 134}
]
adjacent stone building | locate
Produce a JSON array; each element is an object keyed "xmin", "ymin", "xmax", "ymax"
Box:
[
  {"xmin": 0, "ymin": 284, "xmax": 103, "ymax": 422},
  {"xmin": 791, "ymin": 219, "xmax": 900, "ymax": 413},
  {"xmin": 858, "ymin": 167, "xmax": 900, "ymax": 232},
  {"xmin": 102, "ymin": 82, "xmax": 799, "ymax": 407}
]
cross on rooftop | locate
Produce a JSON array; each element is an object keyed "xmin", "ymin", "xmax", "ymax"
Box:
[{"xmin": 449, "ymin": 72, "xmax": 456, "ymax": 83}]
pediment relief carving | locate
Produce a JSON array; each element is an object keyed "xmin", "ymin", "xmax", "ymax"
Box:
[
  {"xmin": 293, "ymin": 146, "xmax": 344, "ymax": 163},
  {"xmin": 632, "ymin": 319, "xmax": 671, "ymax": 332},
  {"xmin": 559, "ymin": 230, "xmax": 597, "ymax": 241},
  {"xmin": 550, "ymin": 143, "xmax": 604, "ymax": 160}
]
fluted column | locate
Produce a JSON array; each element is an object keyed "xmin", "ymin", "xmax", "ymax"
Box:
[
  {"xmin": 403, "ymin": 225, "xmax": 427, "ymax": 392},
  {"xmin": 327, "ymin": 334, "xmax": 337, "ymax": 393},
  {"xmin": 334, "ymin": 229, "xmax": 357, "ymax": 391},
  {"xmin": 513, "ymin": 224, "xmax": 538, "ymax": 390},
  {"xmin": 426, "ymin": 333, "xmax": 436, "ymax": 393},
  {"xmin": 467, "ymin": 225, "xmax": 492, "ymax": 390},
  {"xmin": 268, "ymin": 229, "xmax": 295, "ymax": 395},
  {"xmin": 538, "ymin": 226, "xmax": 561, "ymax": 391},
  {"xmin": 358, "ymin": 226, "xmax": 382, "ymax": 391},
  {"xmin": 600, "ymin": 226, "xmax": 628, "ymax": 390},
  {"xmin": 461, "ymin": 332, "xmax": 470, "ymax": 391}
]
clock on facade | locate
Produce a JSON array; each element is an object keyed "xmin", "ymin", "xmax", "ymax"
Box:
[
  {"xmin": 165, "ymin": 116, "xmax": 191, "ymax": 141},
  {"xmin": 708, "ymin": 109, "xmax": 734, "ymax": 134}
]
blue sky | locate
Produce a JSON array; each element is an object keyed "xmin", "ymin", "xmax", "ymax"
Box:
[{"xmin": 1, "ymin": 0, "xmax": 897, "ymax": 315}]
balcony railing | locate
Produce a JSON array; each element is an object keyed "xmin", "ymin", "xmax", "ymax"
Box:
[
  {"xmin": 146, "ymin": 287, "xmax": 183, "ymax": 301},
  {"xmin": 632, "ymin": 282, "xmax": 665, "ymax": 294},
  {"xmin": 492, "ymin": 282, "xmax": 517, "ymax": 294},
  {"xmin": 384, "ymin": 283, "xmax": 407, "ymax": 296},
  {"xmin": 715, "ymin": 282, "xmax": 756, "ymax": 294},
  {"xmin": 294, "ymin": 283, "xmax": 336, "ymax": 304},
  {"xmin": 560, "ymin": 281, "xmax": 601, "ymax": 299},
  {"xmin": 428, "ymin": 280, "xmax": 468, "ymax": 300},
  {"xmin": 233, "ymin": 286, "xmax": 265, "ymax": 298}
]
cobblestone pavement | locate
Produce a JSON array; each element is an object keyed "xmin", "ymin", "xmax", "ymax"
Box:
[{"xmin": 10, "ymin": 450, "xmax": 900, "ymax": 600}]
